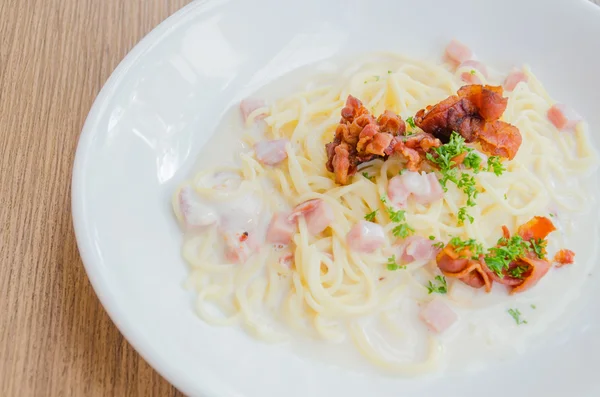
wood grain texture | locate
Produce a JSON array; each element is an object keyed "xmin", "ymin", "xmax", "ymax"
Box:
[
  {"xmin": 0, "ymin": 1, "xmax": 599, "ymax": 396},
  {"xmin": 0, "ymin": 1, "xmax": 190, "ymax": 396}
]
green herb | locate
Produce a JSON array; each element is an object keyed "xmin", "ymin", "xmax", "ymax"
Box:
[
  {"xmin": 529, "ymin": 238, "xmax": 547, "ymax": 259},
  {"xmin": 448, "ymin": 236, "xmax": 484, "ymax": 258},
  {"xmin": 386, "ymin": 255, "xmax": 405, "ymax": 271},
  {"xmin": 426, "ymin": 275, "xmax": 448, "ymax": 294},
  {"xmin": 398, "ymin": 168, "xmax": 405, "ymax": 175},
  {"xmin": 386, "ymin": 207, "xmax": 406, "ymax": 223},
  {"xmin": 432, "ymin": 241, "xmax": 445, "ymax": 249},
  {"xmin": 487, "ymin": 156, "xmax": 505, "ymax": 176},
  {"xmin": 507, "ymin": 265, "xmax": 528, "ymax": 279},
  {"xmin": 549, "ymin": 213, "xmax": 554, "ymax": 217},
  {"xmin": 531, "ymin": 304, "xmax": 537, "ymax": 309},
  {"xmin": 470, "ymin": 69, "xmax": 476, "ymax": 75},
  {"xmin": 457, "ymin": 173, "xmax": 478, "ymax": 207},
  {"xmin": 406, "ymin": 116, "xmax": 416, "ymax": 129},
  {"xmin": 392, "ymin": 223, "xmax": 414, "ymax": 238},
  {"xmin": 484, "ymin": 235, "xmax": 530, "ymax": 277},
  {"xmin": 426, "ymin": 132, "xmax": 467, "ymax": 190},
  {"xmin": 508, "ymin": 308, "xmax": 527, "ymax": 325},
  {"xmin": 364, "ymin": 209, "xmax": 378, "ymax": 222},
  {"xmin": 457, "ymin": 207, "xmax": 474, "ymax": 225},
  {"xmin": 463, "ymin": 152, "xmax": 482, "ymax": 172},
  {"xmin": 429, "ymin": 235, "xmax": 436, "ymax": 240},
  {"xmin": 361, "ymin": 171, "xmax": 375, "ymax": 181},
  {"xmin": 380, "ymin": 195, "xmax": 387, "ymax": 204},
  {"xmin": 387, "ymin": 70, "xmax": 393, "ymax": 74},
  {"xmin": 504, "ymin": 194, "xmax": 508, "ymax": 200}
]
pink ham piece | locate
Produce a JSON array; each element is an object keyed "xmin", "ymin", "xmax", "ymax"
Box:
[
  {"xmin": 504, "ymin": 69, "xmax": 528, "ymax": 92},
  {"xmin": 289, "ymin": 199, "xmax": 334, "ymax": 235},
  {"xmin": 254, "ymin": 139, "xmax": 289, "ymax": 166},
  {"xmin": 547, "ymin": 104, "xmax": 581, "ymax": 131},
  {"xmin": 399, "ymin": 236, "xmax": 439, "ymax": 263},
  {"xmin": 387, "ymin": 171, "xmax": 444, "ymax": 208},
  {"xmin": 240, "ymin": 98, "xmax": 267, "ymax": 122},
  {"xmin": 266, "ymin": 212, "xmax": 296, "ymax": 245},
  {"xmin": 222, "ymin": 230, "xmax": 260, "ymax": 264},
  {"xmin": 444, "ymin": 39, "xmax": 472, "ymax": 65},
  {"xmin": 459, "ymin": 60, "xmax": 487, "ymax": 84},
  {"xmin": 177, "ymin": 186, "xmax": 218, "ymax": 228},
  {"xmin": 346, "ymin": 221, "xmax": 385, "ymax": 253},
  {"xmin": 419, "ymin": 299, "xmax": 458, "ymax": 333}
]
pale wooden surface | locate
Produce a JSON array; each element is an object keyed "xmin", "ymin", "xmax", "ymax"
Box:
[
  {"xmin": 0, "ymin": 1, "xmax": 190, "ymax": 396},
  {"xmin": 1, "ymin": 1, "xmax": 600, "ymax": 397}
]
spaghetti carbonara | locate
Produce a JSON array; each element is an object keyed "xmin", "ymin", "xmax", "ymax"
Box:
[{"xmin": 172, "ymin": 42, "xmax": 599, "ymax": 374}]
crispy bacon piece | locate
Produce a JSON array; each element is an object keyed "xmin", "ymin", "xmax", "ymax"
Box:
[
  {"xmin": 436, "ymin": 246, "xmax": 491, "ymax": 292},
  {"xmin": 517, "ymin": 216, "xmax": 557, "ymax": 241},
  {"xmin": 477, "ymin": 120, "xmax": 522, "ymax": 160},
  {"xmin": 325, "ymin": 95, "xmax": 407, "ymax": 184},
  {"xmin": 554, "ymin": 249, "xmax": 575, "ymax": 267},
  {"xmin": 508, "ymin": 256, "xmax": 552, "ymax": 294},
  {"xmin": 414, "ymin": 84, "xmax": 522, "ymax": 160}
]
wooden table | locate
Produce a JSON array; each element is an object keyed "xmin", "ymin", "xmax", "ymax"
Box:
[{"xmin": 1, "ymin": 1, "xmax": 599, "ymax": 396}]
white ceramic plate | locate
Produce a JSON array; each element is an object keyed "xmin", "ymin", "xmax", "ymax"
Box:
[{"xmin": 72, "ymin": 0, "xmax": 600, "ymax": 396}]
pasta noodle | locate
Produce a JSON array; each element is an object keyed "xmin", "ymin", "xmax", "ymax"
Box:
[{"xmin": 173, "ymin": 52, "xmax": 598, "ymax": 374}]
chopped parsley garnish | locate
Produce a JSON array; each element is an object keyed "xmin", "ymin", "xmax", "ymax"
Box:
[
  {"xmin": 504, "ymin": 193, "xmax": 508, "ymax": 200},
  {"xmin": 387, "ymin": 70, "xmax": 393, "ymax": 74},
  {"xmin": 386, "ymin": 207, "xmax": 406, "ymax": 223},
  {"xmin": 392, "ymin": 223, "xmax": 414, "ymax": 238},
  {"xmin": 507, "ymin": 265, "xmax": 528, "ymax": 279},
  {"xmin": 470, "ymin": 69, "xmax": 476, "ymax": 75},
  {"xmin": 432, "ymin": 241, "xmax": 445, "ymax": 249},
  {"xmin": 364, "ymin": 209, "xmax": 378, "ymax": 222},
  {"xmin": 426, "ymin": 275, "xmax": 448, "ymax": 294},
  {"xmin": 380, "ymin": 196, "xmax": 414, "ymax": 238},
  {"xmin": 508, "ymin": 308, "xmax": 527, "ymax": 325},
  {"xmin": 530, "ymin": 238, "xmax": 547, "ymax": 259},
  {"xmin": 448, "ymin": 236, "xmax": 484, "ymax": 258},
  {"xmin": 531, "ymin": 304, "xmax": 537, "ymax": 309},
  {"xmin": 425, "ymin": 132, "xmax": 468, "ymax": 189},
  {"xmin": 428, "ymin": 235, "xmax": 436, "ymax": 240},
  {"xmin": 484, "ymin": 235, "xmax": 530, "ymax": 277},
  {"xmin": 361, "ymin": 171, "xmax": 375, "ymax": 181},
  {"xmin": 463, "ymin": 152, "xmax": 482, "ymax": 172},
  {"xmin": 549, "ymin": 213, "xmax": 554, "ymax": 217},
  {"xmin": 457, "ymin": 173, "xmax": 478, "ymax": 207},
  {"xmin": 386, "ymin": 255, "xmax": 405, "ymax": 271},
  {"xmin": 487, "ymin": 156, "xmax": 505, "ymax": 176},
  {"xmin": 457, "ymin": 207, "xmax": 474, "ymax": 224},
  {"xmin": 406, "ymin": 116, "xmax": 416, "ymax": 129}
]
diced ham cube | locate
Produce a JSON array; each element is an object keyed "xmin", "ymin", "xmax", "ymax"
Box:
[
  {"xmin": 346, "ymin": 221, "xmax": 385, "ymax": 253},
  {"xmin": 461, "ymin": 72, "xmax": 481, "ymax": 85},
  {"xmin": 254, "ymin": 139, "xmax": 289, "ymax": 166},
  {"xmin": 444, "ymin": 39, "xmax": 472, "ymax": 65},
  {"xmin": 177, "ymin": 186, "xmax": 218, "ymax": 227},
  {"xmin": 459, "ymin": 60, "xmax": 488, "ymax": 78},
  {"xmin": 419, "ymin": 299, "xmax": 458, "ymax": 333},
  {"xmin": 289, "ymin": 199, "xmax": 334, "ymax": 235},
  {"xmin": 504, "ymin": 69, "xmax": 528, "ymax": 92},
  {"xmin": 266, "ymin": 212, "xmax": 296, "ymax": 245},
  {"xmin": 547, "ymin": 104, "xmax": 581, "ymax": 131},
  {"xmin": 399, "ymin": 235, "xmax": 439, "ymax": 263},
  {"xmin": 388, "ymin": 171, "xmax": 443, "ymax": 208},
  {"xmin": 222, "ymin": 230, "xmax": 260, "ymax": 264},
  {"xmin": 240, "ymin": 98, "xmax": 267, "ymax": 122}
]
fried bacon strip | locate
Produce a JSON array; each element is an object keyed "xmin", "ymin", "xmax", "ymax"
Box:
[
  {"xmin": 414, "ymin": 84, "xmax": 522, "ymax": 160},
  {"xmin": 554, "ymin": 249, "xmax": 575, "ymax": 267},
  {"xmin": 517, "ymin": 216, "xmax": 557, "ymax": 241},
  {"xmin": 437, "ymin": 216, "xmax": 573, "ymax": 294},
  {"xmin": 436, "ymin": 246, "xmax": 491, "ymax": 292},
  {"xmin": 326, "ymin": 96, "xmax": 441, "ymax": 184}
]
